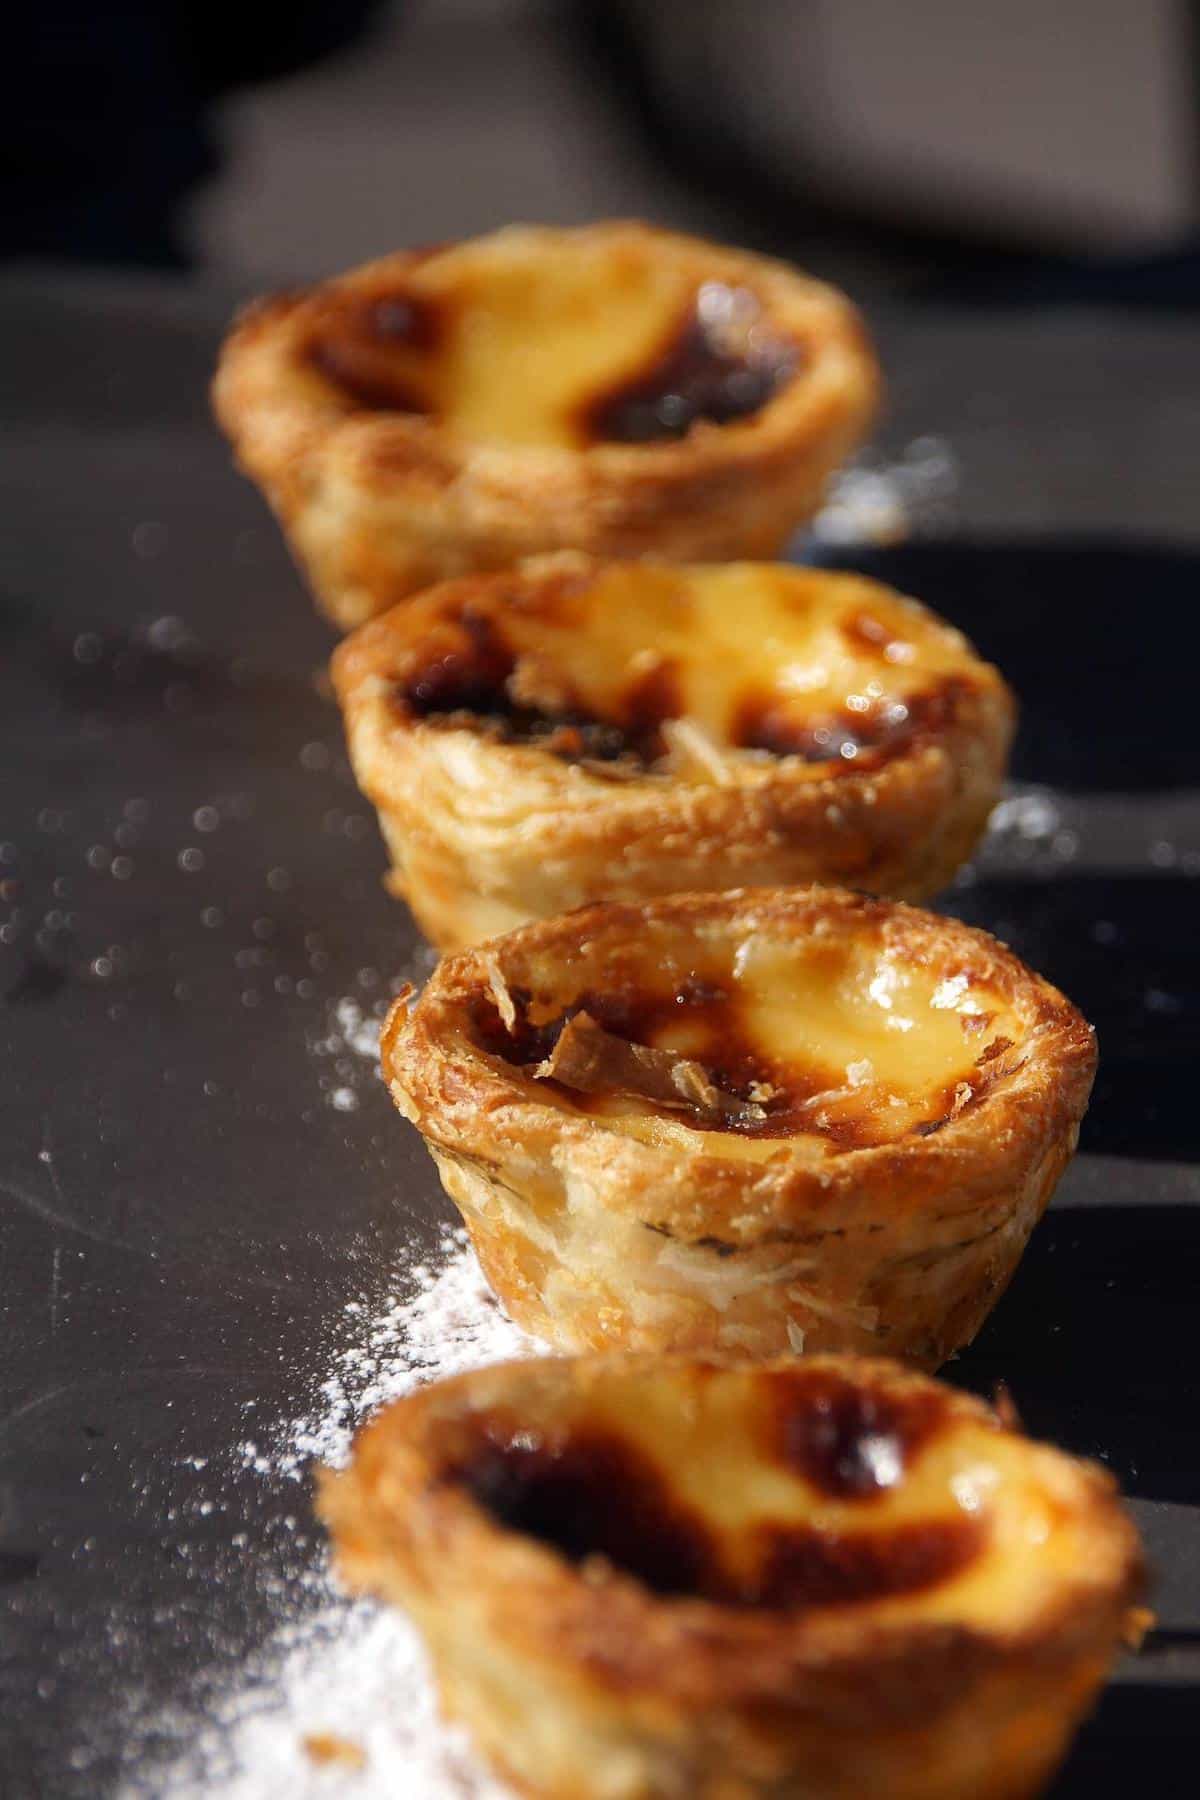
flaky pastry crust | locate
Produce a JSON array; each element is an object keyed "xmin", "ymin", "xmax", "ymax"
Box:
[
  {"xmin": 319, "ymin": 1354, "xmax": 1143, "ymax": 1800},
  {"xmin": 382, "ymin": 888, "xmax": 1095, "ymax": 1367},
  {"xmin": 213, "ymin": 222, "xmax": 879, "ymax": 629},
  {"xmin": 333, "ymin": 556, "xmax": 1014, "ymax": 949}
]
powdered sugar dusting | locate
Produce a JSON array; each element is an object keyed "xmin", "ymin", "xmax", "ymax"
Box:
[
  {"xmin": 143, "ymin": 1231, "xmax": 542, "ymax": 1797},
  {"xmin": 332, "ymin": 995, "xmax": 386, "ymax": 1063},
  {"xmin": 811, "ymin": 436, "xmax": 958, "ymax": 546},
  {"xmin": 985, "ymin": 787, "xmax": 1065, "ymax": 851},
  {"xmin": 240, "ymin": 1231, "xmax": 540, "ymax": 1482},
  {"xmin": 308, "ymin": 964, "xmax": 432, "ymax": 1115},
  {"xmin": 161, "ymin": 1604, "xmax": 513, "ymax": 1800}
]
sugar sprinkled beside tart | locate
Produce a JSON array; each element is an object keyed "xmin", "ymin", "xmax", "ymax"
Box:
[
  {"xmin": 214, "ymin": 222, "xmax": 878, "ymax": 628},
  {"xmin": 333, "ymin": 556, "xmax": 1014, "ymax": 948},
  {"xmin": 381, "ymin": 887, "xmax": 1094, "ymax": 1366},
  {"xmin": 319, "ymin": 1354, "xmax": 1144, "ymax": 1800}
]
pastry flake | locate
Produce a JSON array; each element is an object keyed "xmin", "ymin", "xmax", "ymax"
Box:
[
  {"xmin": 319, "ymin": 1354, "xmax": 1143, "ymax": 1800},
  {"xmin": 333, "ymin": 556, "xmax": 1014, "ymax": 949},
  {"xmin": 382, "ymin": 887, "xmax": 1095, "ymax": 1366},
  {"xmin": 213, "ymin": 222, "xmax": 878, "ymax": 629}
]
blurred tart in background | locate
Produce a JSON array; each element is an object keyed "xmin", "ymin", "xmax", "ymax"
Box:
[{"xmin": 214, "ymin": 221, "xmax": 878, "ymax": 629}]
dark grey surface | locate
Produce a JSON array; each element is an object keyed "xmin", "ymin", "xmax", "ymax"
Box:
[{"xmin": 2, "ymin": 271, "xmax": 1199, "ymax": 1796}]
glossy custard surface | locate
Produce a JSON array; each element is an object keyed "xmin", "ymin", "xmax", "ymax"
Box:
[
  {"xmin": 391, "ymin": 563, "xmax": 988, "ymax": 781},
  {"xmin": 437, "ymin": 1362, "xmax": 1100, "ymax": 1631},
  {"xmin": 469, "ymin": 913, "xmax": 1023, "ymax": 1157},
  {"xmin": 303, "ymin": 239, "xmax": 799, "ymax": 450}
]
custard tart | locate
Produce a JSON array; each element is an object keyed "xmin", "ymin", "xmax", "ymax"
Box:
[
  {"xmin": 333, "ymin": 555, "xmax": 1014, "ymax": 950},
  {"xmin": 213, "ymin": 222, "xmax": 878, "ymax": 629},
  {"xmin": 319, "ymin": 1354, "xmax": 1144, "ymax": 1800},
  {"xmin": 382, "ymin": 888, "xmax": 1095, "ymax": 1366}
]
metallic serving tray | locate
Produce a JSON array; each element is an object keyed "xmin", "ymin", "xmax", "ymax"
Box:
[{"xmin": 2, "ymin": 273, "xmax": 1198, "ymax": 1797}]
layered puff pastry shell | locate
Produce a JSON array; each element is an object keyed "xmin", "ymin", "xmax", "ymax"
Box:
[
  {"xmin": 320, "ymin": 1354, "xmax": 1144, "ymax": 1800},
  {"xmin": 213, "ymin": 222, "xmax": 878, "ymax": 629},
  {"xmin": 333, "ymin": 557, "xmax": 1015, "ymax": 950},
  {"xmin": 382, "ymin": 888, "xmax": 1096, "ymax": 1368}
]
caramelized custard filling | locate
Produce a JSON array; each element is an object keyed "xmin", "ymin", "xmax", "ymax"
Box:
[
  {"xmin": 390, "ymin": 565, "xmax": 987, "ymax": 778},
  {"xmin": 397, "ymin": 606, "xmax": 680, "ymax": 765},
  {"xmin": 308, "ymin": 291, "xmax": 442, "ymax": 416},
  {"xmin": 773, "ymin": 1368, "xmax": 954, "ymax": 1499},
  {"xmin": 449, "ymin": 1367, "xmax": 984, "ymax": 1610},
  {"xmin": 732, "ymin": 681, "xmax": 971, "ymax": 767},
  {"xmin": 470, "ymin": 929, "xmax": 1022, "ymax": 1149},
  {"xmin": 301, "ymin": 248, "xmax": 800, "ymax": 449},
  {"xmin": 579, "ymin": 283, "xmax": 799, "ymax": 444}
]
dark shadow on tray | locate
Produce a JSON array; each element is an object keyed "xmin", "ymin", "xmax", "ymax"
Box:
[
  {"xmin": 811, "ymin": 538, "xmax": 1200, "ymax": 790},
  {"xmin": 1056, "ymin": 1683, "xmax": 1198, "ymax": 1797},
  {"xmin": 945, "ymin": 874, "xmax": 1199, "ymax": 1161},
  {"xmin": 949, "ymin": 1204, "xmax": 1199, "ymax": 1506}
]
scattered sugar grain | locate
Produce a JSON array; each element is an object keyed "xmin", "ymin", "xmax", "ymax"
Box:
[
  {"xmin": 160, "ymin": 1603, "xmax": 513, "ymax": 1799},
  {"xmin": 143, "ymin": 1235, "xmax": 541, "ymax": 1798}
]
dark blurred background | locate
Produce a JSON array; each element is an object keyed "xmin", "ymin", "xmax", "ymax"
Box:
[
  {"xmin": 5, "ymin": 0, "xmax": 1200, "ymax": 308},
  {"xmin": 4, "ymin": 11, "xmax": 1200, "ymax": 1798}
]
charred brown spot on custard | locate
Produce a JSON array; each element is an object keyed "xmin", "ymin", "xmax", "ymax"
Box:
[
  {"xmin": 769, "ymin": 1368, "xmax": 955, "ymax": 1499},
  {"xmin": 396, "ymin": 606, "xmax": 515, "ymax": 719},
  {"xmin": 471, "ymin": 975, "xmax": 785, "ymax": 1115},
  {"xmin": 580, "ymin": 283, "xmax": 800, "ymax": 445},
  {"xmin": 468, "ymin": 981, "xmax": 561, "ymax": 1065},
  {"xmin": 448, "ymin": 1410, "xmax": 983, "ymax": 1610},
  {"xmin": 306, "ymin": 288, "xmax": 444, "ymax": 415},
  {"xmin": 733, "ymin": 676, "xmax": 975, "ymax": 770},
  {"xmin": 467, "ymin": 974, "xmax": 838, "ymax": 1139},
  {"xmin": 448, "ymin": 1416, "xmax": 714, "ymax": 1599},
  {"xmin": 393, "ymin": 604, "xmax": 682, "ymax": 764},
  {"xmin": 467, "ymin": 952, "xmax": 1014, "ymax": 1148},
  {"xmin": 621, "ymin": 657, "xmax": 684, "ymax": 755},
  {"xmin": 755, "ymin": 1515, "xmax": 982, "ymax": 1608}
]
